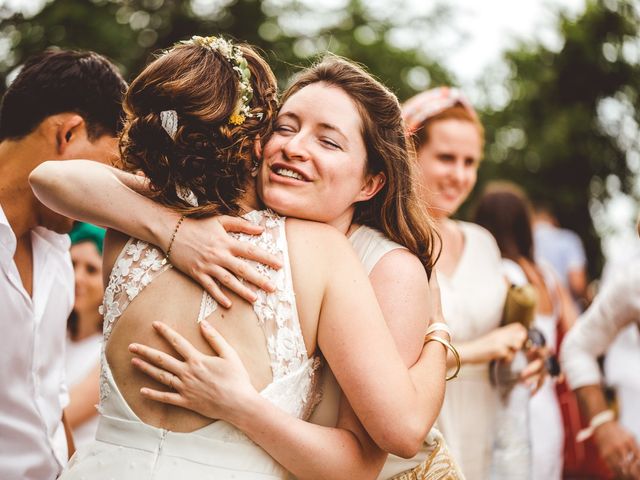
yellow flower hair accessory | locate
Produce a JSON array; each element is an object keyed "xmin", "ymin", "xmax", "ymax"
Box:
[{"xmin": 180, "ymin": 36, "xmax": 254, "ymax": 125}]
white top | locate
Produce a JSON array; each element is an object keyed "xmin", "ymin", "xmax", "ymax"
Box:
[
  {"xmin": 0, "ymin": 203, "xmax": 73, "ymax": 480},
  {"xmin": 65, "ymin": 333, "xmax": 102, "ymax": 449},
  {"xmin": 561, "ymin": 257, "xmax": 640, "ymax": 390},
  {"xmin": 436, "ymin": 221, "xmax": 507, "ymax": 480},
  {"xmin": 349, "ymin": 224, "xmax": 407, "ymax": 275}
]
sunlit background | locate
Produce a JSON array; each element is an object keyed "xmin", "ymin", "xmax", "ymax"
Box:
[{"xmin": 1, "ymin": 0, "xmax": 639, "ymax": 277}]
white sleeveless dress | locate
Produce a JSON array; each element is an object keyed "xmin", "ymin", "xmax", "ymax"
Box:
[
  {"xmin": 308, "ymin": 225, "xmax": 461, "ymax": 480},
  {"xmin": 61, "ymin": 210, "xmax": 321, "ymax": 480},
  {"xmin": 436, "ymin": 222, "xmax": 507, "ymax": 480}
]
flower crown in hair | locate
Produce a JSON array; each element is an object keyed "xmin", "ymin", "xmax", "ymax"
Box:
[{"xmin": 180, "ymin": 35, "xmax": 254, "ymax": 126}]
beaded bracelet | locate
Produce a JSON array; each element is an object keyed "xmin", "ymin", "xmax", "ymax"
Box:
[
  {"xmin": 425, "ymin": 334, "xmax": 461, "ymax": 381},
  {"xmin": 162, "ymin": 214, "xmax": 186, "ymax": 266}
]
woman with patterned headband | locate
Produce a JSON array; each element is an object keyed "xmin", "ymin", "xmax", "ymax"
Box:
[
  {"xmin": 32, "ymin": 39, "xmax": 454, "ymax": 479},
  {"xmin": 402, "ymin": 87, "xmax": 548, "ymax": 478}
]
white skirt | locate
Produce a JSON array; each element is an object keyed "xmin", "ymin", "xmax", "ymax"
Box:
[{"xmin": 61, "ymin": 414, "xmax": 287, "ymax": 480}]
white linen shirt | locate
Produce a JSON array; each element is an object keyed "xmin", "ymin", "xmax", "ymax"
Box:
[
  {"xmin": 0, "ymin": 203, "xmax": 73, "ymax": 480},
  {"xmin": 561, "ymin": 257, "xmax": 640, "ymax": 390}
]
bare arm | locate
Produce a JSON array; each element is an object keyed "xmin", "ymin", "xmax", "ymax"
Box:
[
  {"xmin": 29, "ymin": 160, "xmax": 281, "ymax": 305},
  {"xmin": 233, "ymin": 249, "xmax": 446, "ymax": 473},
  {"xmin": 308, "ymin": 229, "xmax": 445, "ymax": 456},
  {"xmin": 567, "ymin": 267, "xmax": 587, "ymax": 301},
  {"xmin": 242, "ymin": 250, "xmax": 446, "ymax": 474},
  {"xmin": 64, "ymin": 362, "xmax": 100, "ymax": 428},
  {"xmin": 557, "ymin": 281, "xmax": 578, "ymax": 334},
  {"xmin": 575, "ymin": 385, "xmax": 640, "ymax": 477},
  {"xmin": 130, "ymin": 245, "xmax": 447, "ymax": 476},
  {"xmin": 561, "ymin": 263, "xmax": 640, "ymax": 390},
  {"xmin": 30, "ymin": 160, "xmax": 171, "ymax": 242}
]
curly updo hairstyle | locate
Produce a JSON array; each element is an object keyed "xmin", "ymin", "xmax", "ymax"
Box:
[{"xmin": 119, "ymin": 39, "xmax": 278, "ymax": 217}]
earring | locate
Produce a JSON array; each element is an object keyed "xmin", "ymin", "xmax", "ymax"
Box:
[{"xmin": 250, "ymin": 158, "xmax": 260, "ymax": 178}]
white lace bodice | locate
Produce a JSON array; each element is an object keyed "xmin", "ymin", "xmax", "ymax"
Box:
[{"xmin": 98, "ymin": 209, "xmax": 320, "ymax": 421}]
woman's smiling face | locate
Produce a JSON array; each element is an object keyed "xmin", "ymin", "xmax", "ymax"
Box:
[
  {"xmin": 416, "ymin": 118, "xmax": 483, "ymax": 219},
  {"xmin": 257, "ymin": 82, "xmax": 376, "ymax": 228}
]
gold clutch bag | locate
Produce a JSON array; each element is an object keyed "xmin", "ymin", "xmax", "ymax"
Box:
[{"xmin": 501, "ymin": 283, "xmax": 537, "ymax": 328}]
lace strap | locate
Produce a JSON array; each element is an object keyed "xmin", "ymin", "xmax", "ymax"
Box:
[
  {"xmin": 100, "ymin": 238, "xmax": 172, "ymax": 340},
  {"xmin": 198, "ymin": 291, "xmax": 217, "ymax": 323},
  {"xmin": 243, "ymin": 211, "xmax": 310, "ymax": 380}
]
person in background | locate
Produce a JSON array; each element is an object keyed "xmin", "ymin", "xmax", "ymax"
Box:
[
  {"xmin": 560, "ymin": 215, "xmax": 640, "ymax": 479},
  {"xmin": 64, "ymin": 222, "xmax": 106, "ymax": 449},
  {"xmin": 600, "ymin": 238, "xmax": 640, "ymax": 462},
  {"xmin": 532, "ymin": 202, "xmax": 588, "ymax": 309},
  {"xmin": 402, "ymin": 87, "xmax": 544, "ymax": 478},
  {"xmin": 474, "ymin": 182, "xmax": 577, "ymax": 480},
  {"xmin": 0, "ymin": 49, "xmax": 125, "ymax": 480}
]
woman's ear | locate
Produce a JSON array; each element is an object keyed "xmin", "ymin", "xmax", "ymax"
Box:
[
  {"xmin": 355, "ymin": 171, "xmax": 386, "ymax": 202},
  {"xmin": 253, "ymin": 135, "xmax": 263, "ymax": 160}
]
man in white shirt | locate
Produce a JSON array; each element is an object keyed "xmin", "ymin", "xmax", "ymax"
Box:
[
  {"xmin": 0, "ymin": 49, "xmax": 125, "ymax": 480},
  {"xmin": 560, "ymin": 218, "xmax": 640, "ymax": 479}
]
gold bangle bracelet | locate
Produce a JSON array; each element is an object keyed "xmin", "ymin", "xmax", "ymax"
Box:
[{"xmin": 425, "ymin": 335, "xmax": 461, "ymax": 381}]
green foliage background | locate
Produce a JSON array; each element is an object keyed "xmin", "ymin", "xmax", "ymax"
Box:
[{"xmin": 2, "ymin": 0, "xmax": 639, "ymax": 276}]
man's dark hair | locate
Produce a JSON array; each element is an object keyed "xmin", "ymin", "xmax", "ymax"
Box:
[{"xmin": 0, "ymin": 49, "xmax": 127, "ymax": 141}]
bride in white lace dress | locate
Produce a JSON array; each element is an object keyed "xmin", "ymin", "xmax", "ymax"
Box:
[{"xmin": 32, "ymin": 40, "xmax": 450, "ymax": 479}]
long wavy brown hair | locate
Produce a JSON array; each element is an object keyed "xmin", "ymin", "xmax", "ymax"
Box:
[
  {"xmin": 281, "ymin": 56, "xmax": 439, "ymax": 275},
  {"xmin": 119, "ymin": 40, "xmax": 278, "ymax": 217},
  {"xmin": 474, "ymin": 182, "xmax": 535, "ymax": 263}
]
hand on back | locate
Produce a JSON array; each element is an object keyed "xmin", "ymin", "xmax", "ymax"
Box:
[{"xmin": 169, "ymin": 215, "xmax": 282, "ymax": 307}]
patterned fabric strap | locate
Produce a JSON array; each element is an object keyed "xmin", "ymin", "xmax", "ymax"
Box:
[{"xmin": 388, "ymin": 432, "xmax": 465, "ymax": 480}]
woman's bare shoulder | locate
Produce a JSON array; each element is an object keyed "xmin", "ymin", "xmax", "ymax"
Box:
[
  {"xmin": 371, "ymin": 247, "xmax": 426, "ymax": 280},
  {"xmin": 284, "ymin": 218, "xmax": 353, "ymax": 252}
]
